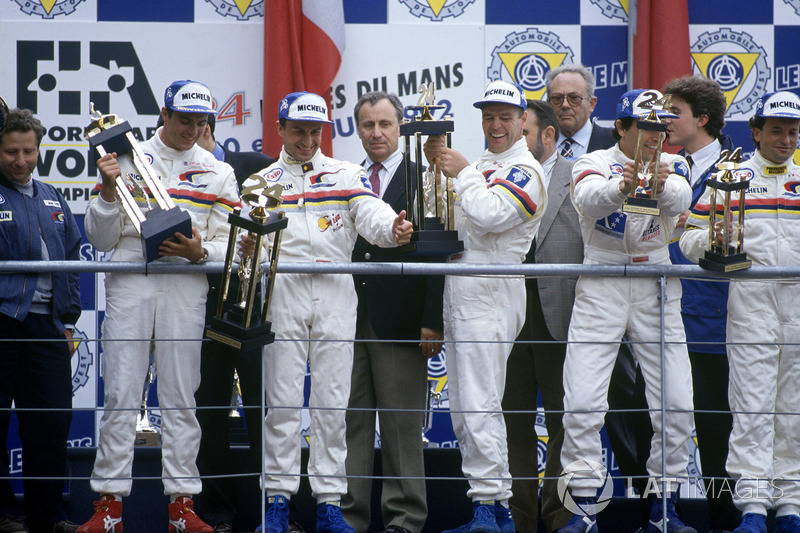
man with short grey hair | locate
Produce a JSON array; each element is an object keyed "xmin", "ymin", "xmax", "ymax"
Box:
[{"xmin": 545, "ymin": 64, "xmax": 614, "ymax": 160}]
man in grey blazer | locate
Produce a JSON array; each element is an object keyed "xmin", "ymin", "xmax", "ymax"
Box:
[{"xmin": 503, "ymin": 100, "xmax": 581, "ymax": 533}]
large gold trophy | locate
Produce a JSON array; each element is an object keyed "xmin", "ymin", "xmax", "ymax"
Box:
[
  {"xmin": 398, "ymin": 84, "xmax": 463, "ymax": 255},
  {"xmin": 698, "ymin": 148, "xmax": 752, "ymax": 272},
  {"xmin": 623, "ymin": 92, "xmax": 675, "ymax": 217},
  {"xmin": 204, "ymin": 175, "xmax": 287, "ymax": 351},
  {"xmin": 85, "ymin": 104, "xmax": 192, "ymax": 262}
]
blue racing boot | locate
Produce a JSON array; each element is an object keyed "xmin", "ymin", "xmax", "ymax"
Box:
[
  {"xmin": 733, "ymin": 513, "xmax": 766, "ymax": 533},
  {"xmin": 442, "ymin": 501, "xmax": 500, "ymax": 533},
  {"xmin": 494, "ymin": 502, "xmax": 515, "ymax": 533},
  {"xmin": 557, "ymin": 498, "xmax": 598, "ymax": 533},
  {"xmin": 775, "ymin": 514, "xmax": 800, "ymax": 533},
  {"xmin": 256, "ymin": 495, "xmax": 289, "ymax": 533},
  {"xmin": 316, "ymin": 502, "xmax": 355, "ymax": 533},
  {"xmin": 647, "ymin": 493, "xmax": 696, "ymax": 533}
]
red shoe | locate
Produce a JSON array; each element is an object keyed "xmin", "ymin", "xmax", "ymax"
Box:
[
  {"xmin": 76, "ymin": 495, "xmax": 123, "ymax": 533},
  {"xmin": 168, "ymin": 497, "xmax": 212, "ymax": 533}
]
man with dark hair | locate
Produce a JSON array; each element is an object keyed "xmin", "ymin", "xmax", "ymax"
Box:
[
  {"xmin": 663, "ymin": 75, "xmax": 739, "ymax": 533},
  {"xmin": 680, "ymin": 91, "xmax": 800, "ymax": 533},
  {"xmin": 255, "ymin": 91, "xmax": 412, "ymax": 533},
  {"xmin": 559, "ymin": 89, "xmax": 694, "ymax": 533},
  {"xmin": 193, "ymin": 111, "xmax": 276, "ymax": 533},
  {"xmin": 545, "ymin": 64, "xmax": 615, "ymax": 160},
  {"xmin": 0, "ymin": 107, "xmax": 81, "ymax": 533},
  {"xmin": 79, "ymin": 80, "xmax": 240, "ymax": 533},
  {"xmin": 502, "ymin": 99, "xmax": 579, "ymax": 533},
  {"xmin": 341, "ymin": 91, "xmax": 443, "ymax": 533}
]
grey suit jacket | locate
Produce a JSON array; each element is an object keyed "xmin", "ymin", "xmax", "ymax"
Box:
[{"xmin": 535, "ymin": 155, "xmax": 583, "ymax": 340}]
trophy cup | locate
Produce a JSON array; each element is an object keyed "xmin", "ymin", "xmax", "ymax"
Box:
[
  {"xmin": 623, "ymin": 93, "xmax": 673, "ymax": 216},
  {"xmin": 84, "ymin": 103, "xmax": 192, "ymax": 263},
  {"xmin": 135, "ymin": 359, "xmax": 161, "ymax": 446},
  {"xmin": 698, "ymin": 148, "xmax": 752, "ymax": 272},
  {"xmin": 204, "ymin": 174, "xmax": 288, "ymax": 351},
  {"xmin": 398, "ymin": 83, "xmax": 463, "ymax": 255}
]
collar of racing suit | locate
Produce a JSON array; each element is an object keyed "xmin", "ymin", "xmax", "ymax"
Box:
[
  {"xmin": 279, "ymin": 147, "xmax": 325, "ymax": 176},
  {"xmin": 476, "ymin": 137, "xmax": 531, "ymax": 166}
]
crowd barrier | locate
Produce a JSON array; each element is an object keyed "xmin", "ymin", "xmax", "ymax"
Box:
[{"xmin": 1, "ymin": 260, "xmax": 797, "ymax": 532}]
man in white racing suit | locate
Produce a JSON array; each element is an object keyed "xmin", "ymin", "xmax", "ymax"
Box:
[
  {"xmin": 79, "ymin": 80, "xmax": 240, "ymax": 533},
  {"xmin": 559, "ymin": 89, "xmax": 695, "ymax": 533},
  {"xmin": 424, "ymin": 80, "xmax": 547, "ymax": 533},
  {"xmin": 253, "ymin": 92, "xmax": 412, "ymax": 533},
  {"xmin": 680, "ymin": 91, "xmax": 800, "ymax": 533}
]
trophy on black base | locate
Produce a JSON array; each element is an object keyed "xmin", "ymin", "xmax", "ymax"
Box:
[
  {"xmin": 699, "ymin": 147, "xmax": 752, "ymax": 272},
  {"xmin": 85, "ymin": 104, "xmax": 192, "ymax": 263},
  {"xmin": 204, "ymin": 176, "xmax": 288, "ymax": 351},
  {"xmin": 398, "ymin": 83, "xmax": 463, "ymax": 256},
  {"xmin": 623, "ymin": 93, "xmax": 673, "ymax": 216}
]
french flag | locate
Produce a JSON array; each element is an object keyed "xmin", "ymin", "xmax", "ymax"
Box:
[{"xmin": 263, "ymin": 0, "xmax": 345, "ymax": 157}]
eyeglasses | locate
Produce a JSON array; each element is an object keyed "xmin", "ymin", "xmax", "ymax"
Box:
[{"xmin": 548, "ymin": 93, "xmax": 585, "ymax": 107}]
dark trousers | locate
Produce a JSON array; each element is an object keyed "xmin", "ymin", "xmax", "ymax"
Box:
[
  {"xmin": 689, "ymin": 351, "xmax": 739, "ymax": 531},
  {"xmin": 194, "ymin": 335, "xmax": 264, "ymax": 528},
  {"xmin": 0, "ymin": 312, "xmax": 72, "ymax": 533},
  {"xmin": 502, "ymin": 280, "xmax": 571, "ymax": 533}
]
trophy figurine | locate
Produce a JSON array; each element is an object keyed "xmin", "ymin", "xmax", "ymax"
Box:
[
  {"xmin": 699, "ymin": 148, "xmax": 752, "ymax": 272},
  {"xmin": 623, "ymin": 92, "xmax": 676, "ymax": 217},
  {"xmin": 422, "ymin": 378, "xmax": 443, "ymax": 447},
  {"xmin": 84, "ymin": 103, "xmax": 192, "ymax": 262},
  {"xmin": 398, "ymin": 83, "xmax": 463, "ymax": 255},
  {"xmin": 204, "ymin": 174, "xmax": 288, "ymax": 351},
  {"xmin": 135, "ymin": 360, "xmax": 160, "ymax": 446}
]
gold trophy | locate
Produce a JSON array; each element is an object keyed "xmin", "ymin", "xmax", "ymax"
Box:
[
  {"xmin": 85, "ymin": 104, "xmax": 192, "ymax": 262},
  {"xmin": 398, "ymin": 83, "xmax": 463, "ymax": 255},
  {"xmin": 135, "ymin": 359, "xmax": 160, "ymax": 447},
  {"xmin": 204, "ymin": 174, "xmax": 287, "ymax": 351},
  {"xmin": 698, "ymin": 148, "xmax": 752, "ymax": 272},
  {"xmin": 623, "ymin": 93, "xmax": 673, "ymax": 216}
]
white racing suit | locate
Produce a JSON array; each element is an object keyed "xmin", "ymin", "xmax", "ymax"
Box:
[
  {"xmin": 258, "ymin": 148, "xmax": 400, "ymax": 501},
  {"xmin": 445, "ymin": 138, "xmax": 547, "ymax": 501},
  {"xmin": 84, "ymin": 129, "xmax": 240, "ymax": 496},
  {"xmin": 561, "ymin": 144, "xmax": 694, "ymax": 496},
  {"xmin": 680, "ymin": 151, "xmax": 800, "ymax": 513}
]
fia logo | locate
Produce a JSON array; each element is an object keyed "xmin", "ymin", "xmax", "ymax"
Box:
[
  {"xmin": 398, "ymin": 0, "xmax": 476, "ymax": 21},
  {"xmin": 487, "ymin": 28, "xmax": 575, "ymax": 101},
  {"xmin": 691, "ymin": 28, "xmax": 770, "ymax": 119},
  {"xmin": 13, "ymin": 0, "xmax": 86, "ymax": 19},
  {"xmin": 17, "ymin": 41, "xmax": 159, "ymax": 116},
  {"xmin": 204, "ymin": 0, "xmax": 264, "ymax": 20}
]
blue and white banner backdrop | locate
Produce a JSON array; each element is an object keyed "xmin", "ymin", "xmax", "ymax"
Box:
[{"xmin": 3, "ymin": 0, "xmax": 800, "ymax": 496}]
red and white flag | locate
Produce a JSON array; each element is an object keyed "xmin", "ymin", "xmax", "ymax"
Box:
[
  {"xmin": 263, "ymin": 0, "xmax": 345, "ymax": 157},
  {"xmin": 631, "ymin": 0, "xmax": 691, "ymax": 93}
]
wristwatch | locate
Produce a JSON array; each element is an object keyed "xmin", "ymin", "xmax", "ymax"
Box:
[{"xmin": 196, "ymin": 247, "xmax": 209, "ymax": 263}]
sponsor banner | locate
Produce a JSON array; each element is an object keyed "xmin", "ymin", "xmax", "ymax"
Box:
[
  {"xmin": 579, "ymin": 0, "xmax": 628, "ymax": 26},
  {"xmin": 388, "ymin": 0, "xmax": 485, "ymax": 24},
  {"xmin": 330, "ymin": 23, "xmax": 485, "ymax": 165},
  {"xmin": 0, "ymin": 0, "xmax": 96, "ymax": 21},
  {"xmin": 1, "ymin": 21, "xmax": 264, "ymax": 212},
  {"xmin": 484, "ymin": 25, "xmax": 580, "ymax": 102}
]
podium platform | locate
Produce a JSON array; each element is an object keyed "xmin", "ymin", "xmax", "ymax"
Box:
[{"xmin": 66, "ymin": 447, "xmax": 719, "ymax": 532}]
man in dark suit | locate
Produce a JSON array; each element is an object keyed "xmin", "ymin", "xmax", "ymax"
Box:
[
  {"xmin": 545, "ymin": 64, "xmax": 615, "ymax": 160},
  {"xmin": 502, "ymin": 100, "xmax": 580, "ymax": 533},
  {"xmin": 193, "ymin": 114, "xmax": 276, "ymax": 533},
  {"xmin": 547, "ymin": 64, "xmax": 653, "ymax": 522},
  {"xmin": 341, "ymin": 92, "xmax": 444, "ymax": 533}
]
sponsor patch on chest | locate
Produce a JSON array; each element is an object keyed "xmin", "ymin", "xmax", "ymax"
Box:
[
  {"xmin": 0, "ymin": 211, "xmax": 12, "ymax": 221},
  {"xmin": 43, "ymin": 199, "xmax": 61, "ymax": 208}
]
